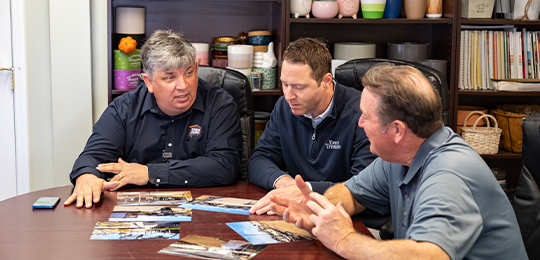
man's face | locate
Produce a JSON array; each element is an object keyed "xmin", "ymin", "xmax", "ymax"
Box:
[
  {"xmin": 358, "ymin": 88, "xmax": 393, "ymax": 159},
  {"xmin": 281, "ymin": 60, "xmax": 329, "ymax": 117},
  {"xmin": 143, "ymin": 63, "xmax": 199, "ymax": 116}
]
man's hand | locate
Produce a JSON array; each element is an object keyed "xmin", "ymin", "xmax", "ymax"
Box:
[
  {"xmin": 250, "ymin": 183, "xmax": 307, "ymax": 215},
  {"xmin": 270, "ymin": 175, "xmax": 316, "ymax": 230},
  {"xmin": 63, "ymin": 174, "xmax": 120, "ymax": 208},
  {"xmin": 97, "ymin": 158, "xmax": 149, "ymax": 190},
  {"xmin": 307, "ymin": 193, "xmax": 356, "ymax": 253}
]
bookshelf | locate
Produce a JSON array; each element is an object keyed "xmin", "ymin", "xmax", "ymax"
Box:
[{"xmin": 106, "ymin": 0, "xmax": 537, "ymax": 188}]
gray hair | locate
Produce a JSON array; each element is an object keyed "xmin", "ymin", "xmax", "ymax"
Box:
[{"xmin": 141, "ymin": 30, "xmax": 196, "ymax": 79}]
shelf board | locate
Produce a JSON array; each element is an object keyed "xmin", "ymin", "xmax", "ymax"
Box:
[
  {"xmin": 481, "ymin": 149, "xmax": 522, "ymax": 159},
  {"xmin": 252, "ymin": 89, "xmax": 282, "ymax": 95},
  {"xmin": 112, "ymin": 89, "xmax": 133, "ymax": 95},
  {"xmin": 290, "ymin": 17, "xmax": 452, "ymax": 24},
  {"xmin": 458, "ymin": 90, "xmax": 540, "ymax": 96},
  {"xmin": 461, "ymin": 19, "xmax": 540, "ymax": 26}
]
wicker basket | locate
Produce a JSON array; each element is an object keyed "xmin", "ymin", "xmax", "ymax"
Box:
[
  {"xmin": 491, "ymin": 108, "xmax": 526, "ymax": 153},
  {"xmin": 460, "ymin": 111, "xmax": 502, "ymax": 155}
]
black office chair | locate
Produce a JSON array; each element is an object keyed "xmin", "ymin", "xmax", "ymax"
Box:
[
  {"xmin": 335, "ymin": 58, "xmax": 451, "ymax": 126},
  {"xmin": 513, "ymin": 113, "xmax": 540, "ymax": 259},
  {"xmin": 197, "ymin": 66, "xmax": 255, "ymax": 181}
]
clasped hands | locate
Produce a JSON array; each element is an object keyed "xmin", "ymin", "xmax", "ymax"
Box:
[{"xmin": 63, "ymin": 158, "xmax": 149, "ymax": 208}]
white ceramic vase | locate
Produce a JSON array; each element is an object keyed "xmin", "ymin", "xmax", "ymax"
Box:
[
  {"xmin": 291, "ymin": 0, "xmax": 313, "ymax": 18},
  {"xmin": 513, "ymin": 0, "xmax": 540, "ymax": 20}
]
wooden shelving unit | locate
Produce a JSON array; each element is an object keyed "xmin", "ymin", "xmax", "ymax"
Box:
[{"xmin": 106, "ymin": 0, "xmax": 539, "ymax": 188}]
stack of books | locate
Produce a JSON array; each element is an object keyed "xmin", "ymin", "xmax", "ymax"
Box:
[{"xmin": 459, "ymin": 27, "xmax": 540, "ymax": 90}]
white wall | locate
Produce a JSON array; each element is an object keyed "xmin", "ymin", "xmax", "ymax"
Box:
[
  {"xmin": 91, "ymin": 0, "xmax": 109, "ymax": 123},
  {"xmin": 24, "ymin": 0, "xmax": 108, "ymax": 191}
]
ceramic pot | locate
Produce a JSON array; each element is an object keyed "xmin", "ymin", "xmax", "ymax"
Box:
[
  {"xmin": 425, "ymin": 0, "xmax": 442, "ymax": 18},
  {"xmin": 383, "ymin": 0, "xmax": 402, "ymax": 18},
  {"xmin": 291, "ymin": 0, "xmax": 313, "ymax": 18},
  {"xmin": 361, "ymin": 0, "xmax": 386, "ymax": 18},
  {"xmin": 337, "ymin": 0, "xmax": 360, "ymax": 19},
  {"xmin": 404, "ymin": 0, "xmax": 427, "ymax": 19},
  {"xmin": 312, "ymin": 1, "xmax": 339, "ymax": 19}
]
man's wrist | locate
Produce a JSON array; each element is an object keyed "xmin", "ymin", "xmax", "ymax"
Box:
[{"xmin": 274, "ymin": 175, "xmax": 295, "ymax": 189}]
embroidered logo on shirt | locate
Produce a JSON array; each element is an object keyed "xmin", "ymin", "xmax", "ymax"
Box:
[
  {"xmin": 189, "ymin": 124, "xmax": 202, "ymax": 137},
  {"xmin": 325, "ymin": 140, "xmax": 341, "ymax": 150}
]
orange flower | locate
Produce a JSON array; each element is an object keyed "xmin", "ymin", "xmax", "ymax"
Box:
[{"xmin": 118, "ymin": 36, "xmax": 137, "ymax": 54}]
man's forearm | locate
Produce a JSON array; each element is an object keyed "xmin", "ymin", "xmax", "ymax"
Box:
[
  {"xmin": 334, "ymin": 233, "xmax": 449, "ymax": 260},
  {"xmin": 323, "ymin": 183, "xmax": 365, "ymax": 216}
]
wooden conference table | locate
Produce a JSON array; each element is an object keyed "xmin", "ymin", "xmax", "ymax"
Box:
[{"xmin": 0, "ymin": 181, "xmax": 372, "ymax": 260}]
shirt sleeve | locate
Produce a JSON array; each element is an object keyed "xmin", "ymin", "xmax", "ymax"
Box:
[
  {"xmin": 147, "ymin": 99, "xmax": 242, "ymax": 187},
  {"xmin": 248, "ymin": 106, "xmax": 288, "ymax": 190},
  {"xmin": 310, "ymin": 124, "xmax": 377, "ymax": 193},
  {"xmin": 407, "ymin": 173, "xmax": 482, "ymax": 260},
  {"xmin": 69, "ymin": 102, "xmax": 127, "ymax": 184},
  {"xmin": 344, "ymin": 158, "xmax": 392, "ymax": 215}
]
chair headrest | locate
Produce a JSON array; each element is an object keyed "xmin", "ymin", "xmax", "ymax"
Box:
[
  {"xmin": 198, "ymin": 66, "xmax": 253, "ymax": 118},
  {"xmin": 334, "ymin": 58, "xmax": 450, "ymax": 113}
]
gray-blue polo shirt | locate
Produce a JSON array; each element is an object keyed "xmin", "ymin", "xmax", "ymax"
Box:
[{"xmin": 345, "ymin": 127, "xmax": 527, "ymax": 260}]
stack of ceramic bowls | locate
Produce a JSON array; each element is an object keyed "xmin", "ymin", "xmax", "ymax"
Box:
[
  {"xmin": 211, "ymin": 37, "xmax": 239, "ymax": 68},
  {"xmin": 192, "ymin": 43, "xmax": 209, "ymax": 66},
  {"xmin": 249, "ymin": 31, "xmax": 271, "ymax": 68},
  {"xmin": 227, "ymin": 45, "xmax": 254, "ymax": 78},
  {"xmin": 114, "ymin": 7, "xmax": 145, "ymax": 90},
  {"xmin": 249, "ymin": 30, "xmax": 276, "ymax": 90}
]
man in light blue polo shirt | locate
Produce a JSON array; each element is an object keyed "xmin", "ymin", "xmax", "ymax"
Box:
[{"xmin": 271, "ymin": 65, "xmax": 527, "ymax": 259}]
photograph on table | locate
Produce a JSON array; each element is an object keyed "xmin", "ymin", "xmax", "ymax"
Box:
[
  {"xmin": 90, "ymin": 221, "xmax": 180, "ymax": 240},
  {"xmin": 226, "ymin": 220, "xmax": 316, "ymax": 245},
  {"xmin": 179, "ymin": 195, "xmax": 257, "ymax": 215},
  {"xmin": 117, "ymin": 191, "xmax": 193, "ymax": 205},
  {"xmin": 109, "ymin": 205, "xmax": 192, "ymax": 222},
  {"xmin": 158, "ymin": 234, "xmax": 267, "ymax": 260}
]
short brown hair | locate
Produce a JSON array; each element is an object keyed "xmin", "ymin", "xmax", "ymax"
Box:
[
  {"xmin": 282, "ymin": 38, "xmax": 332, "ymax": 85},
  {"xmin": 362, "ymin": 65, "xmax": 443, "ymax": 138}
]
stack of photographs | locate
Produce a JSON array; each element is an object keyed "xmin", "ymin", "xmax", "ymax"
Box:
[
  {"xmin": 117, "ymin": 191, "xmax": 193, "ymax": 206},
  {"xmin": 90, "ymin": 221, "xmax": 180, "ymax": 240},
  {"xmin": 158, "ymin": 235, "xmax": 267, "ymax": 260},
  {"xmin": 180, "ymin": 195, "xmax": 257, "ymax": 215},
  {"xmin": 227, "ymin": 220, "xmax": 317, "ymax": 245}
]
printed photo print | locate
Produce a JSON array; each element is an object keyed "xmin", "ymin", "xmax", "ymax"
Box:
[
  {"xmin": 158, "ymin": 234, "xmax": 267, "ymax": 260},
  {"xmin": 90, "ymin": 221, "xmax": 180, "ymax": 240},
  {"xmin": 180, "ymin": 195, "xmax": 257, "ymax": 215},
  {"xmin": 226, "ymin": 220, "xmax": 316, "ymax": 245}
]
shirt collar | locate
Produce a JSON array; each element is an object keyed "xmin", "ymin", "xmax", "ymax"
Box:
[
  {"xmin": 141, "ymin": 79, "xmax": 205, "ymax": 117},
  {"xmin": 400, "ymin": 126, "xmax": 449, "ymax": 185}
]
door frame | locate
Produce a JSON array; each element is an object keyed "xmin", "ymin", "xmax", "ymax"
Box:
[{"xmin": 12, "ymin": 0, "xmax": 30, "ymax": 195}]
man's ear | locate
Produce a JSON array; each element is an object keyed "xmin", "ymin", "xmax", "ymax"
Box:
[
  {"xmin": 321, "ymin": 72, "xmax": 333, "ymax": 90},
  {"xmin": 392, "ymin": 120, "xmax": 407, "ymax": 144},
  {"xmin": 142, "ymin": 73, "xmax": 154, "ymax": 93}
]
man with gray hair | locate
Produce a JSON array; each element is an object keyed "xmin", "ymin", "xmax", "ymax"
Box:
[
  {"xmin": 271, "ymin": 65, "xmax": 526, "ymax": 259},
  {"xmin": 65, "ymin": 30, "xmax": 242, "ymax": 208}
]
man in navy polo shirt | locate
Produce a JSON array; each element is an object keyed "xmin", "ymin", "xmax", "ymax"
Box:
[
  {"xmin": 65, "ymin": 30, "xmax": 242, "ymax": 209},
  {"xmin": 248, "ymin": 38, "xmax": 377, "ymax": 218}
]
